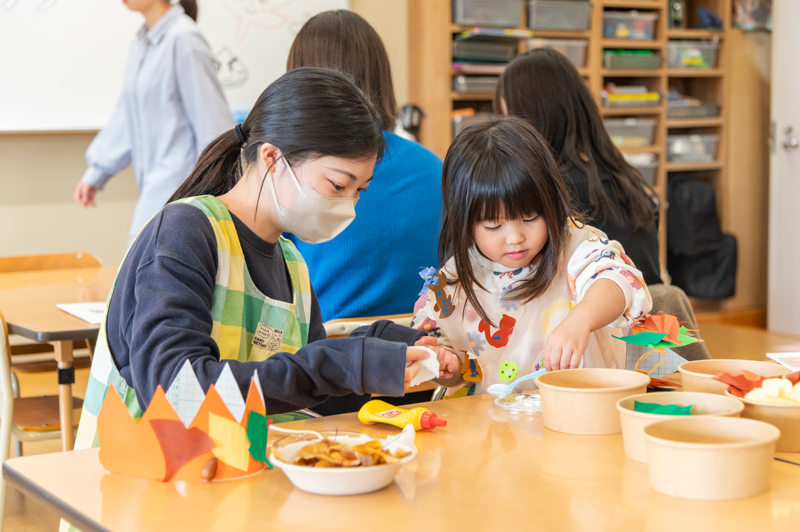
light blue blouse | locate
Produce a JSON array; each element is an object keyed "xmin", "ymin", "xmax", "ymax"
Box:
[{"xmin": 81, "ymin": 6, "xmax": 233, "ymax": 241}]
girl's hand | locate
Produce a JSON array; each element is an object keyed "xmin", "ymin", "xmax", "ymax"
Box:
[
  {"xmin": 413, "ymin": 336, "xmax": 459, "ymax": 378},
  {"xmin": 543, "ymin": 316, "xmax": 591, "ymax": 371},
  {"xmin": 74, "ymin": 182, "xmax": 98, "ymax": 207}
]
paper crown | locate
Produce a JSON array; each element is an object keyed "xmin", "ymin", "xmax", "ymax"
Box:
[{"xmin": 97, "ymin": 361, "xmax": 272, "ymax": 482}]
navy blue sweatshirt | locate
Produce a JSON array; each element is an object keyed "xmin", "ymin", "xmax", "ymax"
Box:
[{"xmin": 105, "ymin": 202, "xmax": 424, "ymax": 413}]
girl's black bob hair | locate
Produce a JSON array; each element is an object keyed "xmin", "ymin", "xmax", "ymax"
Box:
[{"xmin": 438, "ymin": 117, "xmax": 582, "ymax": 326}]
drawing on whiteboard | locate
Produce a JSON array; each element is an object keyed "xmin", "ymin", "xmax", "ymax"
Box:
[
  {"xmin": 213, "ymin": 46, "xmax": 249, "ymax": 89},
  {"xmin": 1, "ymin": 0, "xmax": 19, "ymax": 12},
  {"xmin": 220, "ymin": 0, "xmax": 295, "ymax": 42},
  {"xmin": 36, "ymin": 0, "xmax": 57, "ymax": 12}
]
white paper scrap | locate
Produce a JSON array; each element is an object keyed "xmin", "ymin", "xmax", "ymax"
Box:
[
  {"xmin": 166, "ymin": 360, "xmax": 205, "ymax": 427},
  {"xmin": 56, "ymin": 302, "xmax": 105, "ymax": 325},
  {"xmin": 767, "ymin": 352, "xmax": 800, "ymax": 372},
  {"xmin": 408, "ymin": 346, "xmax": 440, "ymax": 388}
]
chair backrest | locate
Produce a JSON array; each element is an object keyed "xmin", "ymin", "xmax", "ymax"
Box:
[
  {"xmin": 0, "ymin": 252, "xmax": 102, "ymax": 274},
  {"xmin": 323, "ymin": 313, "xmax": 415, "ymax": 339}
]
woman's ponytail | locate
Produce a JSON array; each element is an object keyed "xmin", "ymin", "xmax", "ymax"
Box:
[
  {"xmin": 179, "ymin": 0, "xmax": 198, "ymax": 21},
  {"xmin": 169, "ymin": 128, "xmax": 242, "ymax": 201},
  {"xmin": 169, "ymin": 67, "xmax": 386, "ymax": 204}
]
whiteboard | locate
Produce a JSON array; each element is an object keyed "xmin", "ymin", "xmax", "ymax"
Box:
[{"xmin": 0, "ymin": 0, "xmax": 348, "ymax": 132}]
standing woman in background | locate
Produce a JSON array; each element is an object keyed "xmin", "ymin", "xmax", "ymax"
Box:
[
  {"xmin": 74, "ymin": 0, "xmax": 233, "ymax": 245},
  {"xmin": 285, "ymin": 10, "xmax": 444, "ymax": 322}
]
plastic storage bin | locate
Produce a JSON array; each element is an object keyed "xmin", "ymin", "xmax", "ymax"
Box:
[
  {"xmin": 667, "ymin": 134, "xmax": 719, "ymax": 162},
  {"xmin": 526, "ymin": 38, "xmax": 588, "ymax": 67},
  {"xmin": 603, "ymin": 50, "xmax": 662, "ymax": 69},
  {"xmin": 604, "ymin": 118, "xmax": 656, "ymax": 147},
  {"xmin": 452, "ymin": 40, "xmax": 518, "ymax": 63},
  {"xmin": 624, "ymin": 153, "xmax": 657, "ymax": 185},
  {"xmin": 603, "ymin": 11, "xmax": 658, "ymax": 40},
  {"xmin": 453, "ymin": 0, "xmax": 523, "ymax": 27},
  {"xmin": 452, "ymin": 75, "xmax": 500, "ymax": 93},
  {"xmin": 528, "ymin": 1, "xmax": 593, "ymax": 31},
  {"xmin": 667, "ymin": 102, "xmax": 721, "ymax": 119},
  {"xmin": 667, "ymin": 40, "xmax": 719, "ymax": 69},
  {"xmin": 602, "ymin": 92, "xmax": 661, "ymax": 108}
]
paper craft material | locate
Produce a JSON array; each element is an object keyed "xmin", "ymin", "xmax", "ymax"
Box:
[
  {"xmin": 615, "ymin": 312, "xmax": 700, "ymax": 384},
  {"xmin": 767, "ymin": 352, "xmax": 800, "ymax": 372},
  {"xmin": 55, "ymin": 302, "xmax": 105, "ymax": 324},
  {"xmin": 407, "ymin": 346, "xmax": 440, "ymax": 387},
  {"xmin": 97, "ymin": 362, "xmax": 271, "ymax": 482},
  {"xmin": 634, "ymin": 401, "xmax": 692, "ymax": 415},
  {"xmin": 712, "ymin": 370, "xmax": 767, "ymax": 398},
  {"xmin": 626, "ymin": 348, "xmax": 688, "ymax": 380},
  {"xmin": 743, "ymin": 377, "xmax": 800, "ymax": 404}
]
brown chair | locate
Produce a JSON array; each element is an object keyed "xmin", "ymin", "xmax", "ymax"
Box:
[{"xmin": 0, "ymin": 310, "xmax": 82, "ymax": 529}]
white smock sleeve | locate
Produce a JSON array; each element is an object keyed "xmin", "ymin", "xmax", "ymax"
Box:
[
  {"xmin": 568, "ymin": 228, "xmax": 653, "ymax": 328},
  {"xmin": 174, "ymin": 32, "xmax": 234, "ymax": 156}
]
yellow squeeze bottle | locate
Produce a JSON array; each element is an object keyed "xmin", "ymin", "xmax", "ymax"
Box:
[{"xmin": 358, "ymin": 400, "xmax": 447, "ymax": 431}]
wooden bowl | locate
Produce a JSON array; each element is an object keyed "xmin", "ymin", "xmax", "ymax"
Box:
[
  {"xmin": 725, "ymin": 390, "xmax": 800, "ymax": 452},
  {"xmin": 536, "ymin": 368, "xmax": 649, "ymax": 435},
  {"xmin": 678, "ymin": 359, "xmax": 787, "ymax": 395},
  {"xmin": 643, "ymin": 417, "xmax": 779, "ymax": 500},
  {"xmin": 617, "ymin": 392, "xmax": 744, "ymax": 463}
]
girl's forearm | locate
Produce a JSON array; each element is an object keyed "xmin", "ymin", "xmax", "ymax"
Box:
[{"xmin": 569, "ymin": 279, "xmax": 627, "ymax": 332}]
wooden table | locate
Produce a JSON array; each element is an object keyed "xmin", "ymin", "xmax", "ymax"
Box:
[
  {"xmin": 4, "ymin": 393, "xmax": 800, "ymax": 532},
  {"xmin": 0, "ymin": 267, "xmax": 117, "ymax": 451}
]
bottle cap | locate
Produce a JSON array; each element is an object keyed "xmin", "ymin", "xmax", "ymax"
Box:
[{"xmin": 420, "ymin": 411, "xmax": 447, "ymax": 430}]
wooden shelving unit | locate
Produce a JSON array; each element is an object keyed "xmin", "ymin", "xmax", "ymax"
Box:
[{"xmin": 408, "ymin": 0, "xmax": 731, "ymax": 278}]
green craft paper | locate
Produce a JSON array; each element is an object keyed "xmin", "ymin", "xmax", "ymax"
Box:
[
  {"xmin": 634, "ymin": 401, "xmax": 692, "ymax": 415},
  {"xmin": 613, "ymin": 331, "xmax": 668, "ymax": 346},
  {"xmin": 246, "ymin": 411, "xmax": 272, "ymax": 467},
  {"xmin": 616, "ymin": 326, "xmax": 699, "ymax": 350}
]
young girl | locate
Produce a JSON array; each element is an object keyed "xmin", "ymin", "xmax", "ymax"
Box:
[{"xmin": 414, "ymin": 118, "xmax": 652, "ymax": 394}]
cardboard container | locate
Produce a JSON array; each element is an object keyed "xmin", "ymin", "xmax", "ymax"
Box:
[
  {"xmin": 617, "ymin": 392, "xmax": 744, "ymax": 463},
  {"xmin": 678, "ymin": 359, "xmax": 787, "ymax": 395},
  {"xmin": 536, "ymin": 368, "xmax": 649, "ymax": 435},
  {"xmin": 725, "ymin": 390, "xmax": 800, "ymax": 452},
  {"xmin": 643, "ymin": 417, "xmax": 779, "ymax": 500}
]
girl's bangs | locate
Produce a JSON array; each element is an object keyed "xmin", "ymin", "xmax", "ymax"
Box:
[{"xmin": 469, "ymin": 155, "xmax": 545, "ymax": 224}]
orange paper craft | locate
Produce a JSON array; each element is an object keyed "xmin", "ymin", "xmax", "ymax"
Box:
[
  {"xmin": 712, "ymin": 370, "xmax": 767, "ymax": 398},
  {"xmin": 633, "ymin": 312, "xmax": 683, "ymax": 345},
  {"xmin": 787, "ymin": 371, "xmax": 800, "ymax": 386},
  {"xmin": 98, "ymin": 376, "xmax": 269, "ymax": 482}
]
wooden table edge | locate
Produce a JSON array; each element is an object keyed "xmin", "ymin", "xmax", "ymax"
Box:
[
  {"xmin": 3, "ymin": 459, "xmax": 109, "ymax": 532},
  {"xmin": 7, "ymin": 323, "xmax": 100, "ymax": 343}
]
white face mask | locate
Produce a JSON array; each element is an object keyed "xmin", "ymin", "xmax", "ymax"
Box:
[{"xmin": 267, "ymin": 159, "xmax": 358, "ymax": 244}]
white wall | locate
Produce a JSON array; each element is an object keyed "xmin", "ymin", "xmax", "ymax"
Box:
[{"xmin": 0, "ymin": 1, "xmax": 409, "ymax": 266}]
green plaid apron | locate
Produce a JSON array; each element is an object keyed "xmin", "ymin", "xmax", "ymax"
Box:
[{"xmin": 72, "ymin": 195, "xmax": 312, "ymax": 452}]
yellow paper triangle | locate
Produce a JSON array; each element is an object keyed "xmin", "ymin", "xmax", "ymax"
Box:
[{"xmin": 209, "ymin": 412, "xmax": 249, "ymax": 471}]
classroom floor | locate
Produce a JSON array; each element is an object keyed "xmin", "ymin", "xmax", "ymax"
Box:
[{"xmin": 4, "ymin": 321, "xmax": 800, "ymax": 532}]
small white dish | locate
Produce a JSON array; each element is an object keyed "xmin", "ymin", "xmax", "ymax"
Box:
[{"xmin": 271, "ymin": 429, "xmax": 418, "ymax": 496}]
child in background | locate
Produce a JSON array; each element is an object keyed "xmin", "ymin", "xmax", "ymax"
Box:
[{"xmin": 413, "ymin": 118, "xmax": 652, "ymax": 395}]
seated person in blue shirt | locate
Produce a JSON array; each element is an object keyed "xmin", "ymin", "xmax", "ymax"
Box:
[{"xmin": 285, "ymin": 10, "xmax": 443, "ymax": 323}]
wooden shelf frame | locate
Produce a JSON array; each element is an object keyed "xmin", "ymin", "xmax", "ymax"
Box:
[{"xmin": 408, "ymin": 0, "xmax": 732, "ymax": 278}]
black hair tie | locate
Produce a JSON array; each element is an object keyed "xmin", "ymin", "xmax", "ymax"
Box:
[{"xmin": 234, "ymin": 123, "xmax": 247, "ymax": 145}]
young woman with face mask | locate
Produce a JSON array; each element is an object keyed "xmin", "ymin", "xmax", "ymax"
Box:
[{"xmin": 72, "ymin": 68, "xmax": 459, "ymax": 453}]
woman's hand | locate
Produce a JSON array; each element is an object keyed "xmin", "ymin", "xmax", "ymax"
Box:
[
  {"xmin": 405, "ymin": 342, "xmax": 460, "ymax": 392},
  {"xmin": 74, "ymin": 182, "xmax": 98, "ymax": 207},
  {"xmin": 543, "ymin": 315, "xmax": 591, "ymax": 371},
  {"xmin": 413, "ymin": 336, "xmax": 460, "ymax": 378}
]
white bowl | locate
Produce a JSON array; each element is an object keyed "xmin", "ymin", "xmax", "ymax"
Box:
[{"xmin": 271, "ymin": 431, "xmax": 417, "ymax": 496}]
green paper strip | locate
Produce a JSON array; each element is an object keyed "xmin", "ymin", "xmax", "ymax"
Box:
[
  {"xmin": 634, "ymin": 401, "xmax": 692, "ymax": 415},
  {"xmin": 247, "ymin": 411, "xmax": 272, "ymax": 468},
  {"xmin": 613, "ymin": 331, "xmax": 668, "ymax": 346}
]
